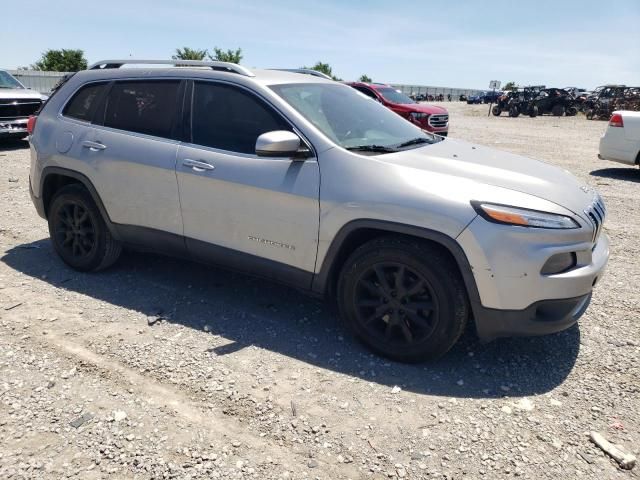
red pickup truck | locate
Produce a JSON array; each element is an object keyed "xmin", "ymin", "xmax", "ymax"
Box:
[{"xmin": 346, "ymin": 82, "xmax": 449, "ymax": 136}]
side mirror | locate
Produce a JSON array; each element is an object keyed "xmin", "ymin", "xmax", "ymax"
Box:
[{"xmin": 255, "ymin": 130, "xmax": 309, "ymax": 158}]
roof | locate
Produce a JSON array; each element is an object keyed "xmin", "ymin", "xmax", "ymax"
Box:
[{"xmin": 82, "ymin": 60, "xmax": 334, "ymax": 86}]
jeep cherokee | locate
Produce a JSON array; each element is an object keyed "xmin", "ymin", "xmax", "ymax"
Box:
[{"xmin": 28, "ymin": 60, "xmax": 609, "ymax": 362}]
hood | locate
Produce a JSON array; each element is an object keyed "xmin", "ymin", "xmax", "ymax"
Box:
[
  {"xmin": 381, "ymin": 138, "xmax": 594, "ymax": 215},
  {"xmin": 0, "ymin": 88, "xmax": 47, "ymax": 100},
  {"xmin": 392, "ymin": 102, "xmax": 448, "ymax": 115}
]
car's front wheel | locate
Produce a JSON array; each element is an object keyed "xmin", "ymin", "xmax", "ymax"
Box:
[
  {"xmin": 48, "ymin": 184, "xmax": 122, "ymax": 272},
  {"xmin": 337, "ymin": 237, "xmax": 468, "ymax": 362}
]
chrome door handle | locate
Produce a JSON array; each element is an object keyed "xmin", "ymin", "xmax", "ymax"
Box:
[
  {"xmin": 82, "ymin": 140, "xmax": 107, "ymax": 151},
  {"xmin": 183, "ymin": 158, "xmax": 215, "ymax": 172}
]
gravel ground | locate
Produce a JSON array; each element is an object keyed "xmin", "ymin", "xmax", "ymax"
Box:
[{"xmin": 0, "ymin": 103, "xmax": 638, "ymax": 479}]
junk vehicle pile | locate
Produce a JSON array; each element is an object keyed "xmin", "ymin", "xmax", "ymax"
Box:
[
  {"xmin": 584, "ymin": 85, "xmax": 640, "ymax": 120},
  {"xmin": 491, "ymin": 84, "xmax": 639, "ymax": 119}
]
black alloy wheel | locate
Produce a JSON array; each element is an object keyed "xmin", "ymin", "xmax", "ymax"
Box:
[
  {"xmin": 352, "ymin": 262, "xmax": 439, "ymax": 347},
  {"xmin": 53, "ymin": 200, "xmax": 97, "ymax": 261},
  {"xmin": 337, "ymin": 236, "xmax": 468, "ymax": 362},
  {"xmin": 48, "ymin": 184, "xmax": 122, "ymax": 271}
]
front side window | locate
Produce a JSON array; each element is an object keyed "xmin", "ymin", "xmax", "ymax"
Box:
[
  {"xmin": 104, "ymin": 81, "xmax": 180, "ymax": 138},
  {"xmin": 63, "ymin": 83, "xmax": 107, "ymax": 122},
  {"xmin": 191, "ymin": 82, "xmax": 290, "ymax": 154},
  {"xmin": 270, "ymin": 83, "xmax": 437, "ymax": 150},
  {"xmin": 376, "ymin": 87, "xmax": 415, "ymax": 105}
]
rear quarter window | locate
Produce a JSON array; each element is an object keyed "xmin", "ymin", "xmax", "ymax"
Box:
[{"xmin": 62, "ymin": 82, "xmax": 108, "ymax": 122}]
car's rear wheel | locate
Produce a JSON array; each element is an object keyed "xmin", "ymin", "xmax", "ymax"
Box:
[
  {"xmin": 337, "ymin": 237, "xmax": 468, "ymax": 362},
  {"xmin": 48, "ymin": 184, "xmax": 122, "ymax": 272}
]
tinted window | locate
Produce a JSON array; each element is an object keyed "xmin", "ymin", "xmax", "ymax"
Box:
[
  {"xmin": 353, "ymin": 86, "xmax": 377, "ymax": 99},
  {"xmin": 104, "ymin": 81, "xmax": 180, "ymax": 138},
  {"xmin": 63, "ymin": 83, "xmax": 107, "ymax": 122},
  {"xmin": 377, "ymin": 87, "xmax": 415, "ymax": 105},
  {"xmin": 192, "ymin": 82, "xmax": 290, "ymax": 154}
]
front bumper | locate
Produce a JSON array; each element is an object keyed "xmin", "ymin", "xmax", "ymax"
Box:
[
  {"xmin": 474, "ymin": 293, "xmax": 590, "ymax": 341},
  {"xmin": 458, "ymin": 214, "xmax": 609, "ymax": 340}
]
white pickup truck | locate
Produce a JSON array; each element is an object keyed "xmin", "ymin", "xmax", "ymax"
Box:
[
  {"xmin": 0, "ymin": 70, "xmax": 48, "ymax": 141},
  {"xmin": 599, "ymin": 110, "xmax": 640, "ymax": 167}
]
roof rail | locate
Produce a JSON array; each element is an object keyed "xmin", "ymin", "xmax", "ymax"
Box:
[
  {"xmin": 270, "ymin": 68, "xmax": 333, "ymax": 80},
  {"xmin": 88, "ymin": 59, "xmax": 255, "ymax": 77}
]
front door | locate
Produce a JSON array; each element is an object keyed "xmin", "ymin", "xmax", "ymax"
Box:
[{"xmin": 176, "ymin": 80, "xmax": 320, "ymax": 287}]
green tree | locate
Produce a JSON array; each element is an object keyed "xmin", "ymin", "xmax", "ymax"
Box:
[
  {"xmin": 503, "ymin": 81, "xmax": 517, "ymax": 91},
  {"xmin": 31, "ymin": 49, "xmax": 87, "ymax": 72},
  {"xmin": 302, "ymin": 61, "xmax": 342, "ymax": 81},
  {"xmin": 208, "ymin": 47, "xmax": 243, "ymax": 63},
  {"xmin": 172, "ymin": 47, "xmax": 207, "ymax": 61},
  {"xmin": 358, "ymin": 74, "xmax": 372, "ymax": 83}
]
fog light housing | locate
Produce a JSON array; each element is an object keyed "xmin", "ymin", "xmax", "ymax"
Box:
[{"xmin": 541, "ymin": 252, "xmax": 577, "ymax": 275}]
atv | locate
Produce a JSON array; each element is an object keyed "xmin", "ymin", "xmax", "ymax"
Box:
[{"xmin": 533, "ymin": 88, "xmax": 578, "ymax": 116}]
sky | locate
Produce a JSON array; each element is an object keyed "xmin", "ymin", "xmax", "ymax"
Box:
[{"xmin": 2, "ymin": 0, "xmax": 639, "ymax": 89}]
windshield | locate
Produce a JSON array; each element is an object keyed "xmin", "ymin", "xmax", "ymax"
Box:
[
  {"xmin": 270, "ymin": 83, "xmax": 438, "ymax": 151},
  {"xmin": 0, "ymin": 71, "xmax": 24, "ymax": 89},
  {"xmin": 377, "ymin": 87, "xmax": 415, "ymax": 104}
]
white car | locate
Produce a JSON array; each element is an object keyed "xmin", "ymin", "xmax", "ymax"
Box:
[{"xmin": 598, "ymin": 110, "xmax": 640, "ymax": 167}]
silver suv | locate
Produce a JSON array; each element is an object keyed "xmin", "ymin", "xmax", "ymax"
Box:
[{"xmin": 29, "ymin": 60, "xmax": 609, "ymax": 362}]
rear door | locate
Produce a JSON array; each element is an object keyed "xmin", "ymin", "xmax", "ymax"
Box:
[
  {"xmin": 90, "ymin": 80, "xmax": 184, "ymax": 237},
  {"xmin": 176, "ymin": 80, "xmax": 320, "ymax": 286}
]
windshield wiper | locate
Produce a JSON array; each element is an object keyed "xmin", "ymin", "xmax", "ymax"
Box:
[
  {"xmin": 346, "ymin": 144, "xmax": 397, "ymax": 153},
  {"xmin": 395, "ymin": 137, "xmax": 433, "ymax": 148}
]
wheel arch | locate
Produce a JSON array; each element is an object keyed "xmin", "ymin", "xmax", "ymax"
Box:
[
  {"xmin": 312, "ymin": 220, "xmax": 483, "ymax": 315},
  {"xmin": 40, "ymin": 167, "xmax": 119, "ymax": 239}
]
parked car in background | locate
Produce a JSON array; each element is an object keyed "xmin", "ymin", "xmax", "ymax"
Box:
[
  {"xmin": 0, "ymin": 70, "xmax": 48, "ymax": 140},
  {"xmin": 467, "ymin": 92, "xmax": 483, "ymax": 104},
  {"xmin": 599, "ymin": 111, "xmax": 640, "ymax": 167},
  {"xmin": 482, "ymin": 90, "xmax": 503, "ymax": 104},
  {"xmin": 347, "ymin": 82, "xmax": 449, "ymax": 135}
]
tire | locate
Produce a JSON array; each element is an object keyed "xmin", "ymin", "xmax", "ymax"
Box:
[
  {"xmin": 48, "ymin": 184, "xmax": 122, "ymax": 272},
  {"xmin": 529, "ymin": 105, "xmax": 538, "ymax": 117},
  {"xmin": 336, "ymin": 236, "xmax": 469, "ymax": 362},
  {"xmin": 552, "ymin": 104, "xmax": 565, "ymax": 116},
  {"xmin": 566, "ymin": 106, "xmax": 578, "ymax": 116},
  {"xmin": 492, "ymin": 106, "xmax": 501, "ymax": 116},
  {"xmin": 509, "ymin": 106, "xmax": 520, "ymax": 117}
]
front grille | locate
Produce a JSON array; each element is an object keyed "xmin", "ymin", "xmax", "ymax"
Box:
[
  {"xmin": 0, "ymin": 99, "xmax": 43, "ymax": 120},
  {"xmin": 584, "ymin": 195, "xmax": 606, "ymax": 243},
  {"xmin": 428, "ymin": 114, "xmax": 449, "ymax": 128}
]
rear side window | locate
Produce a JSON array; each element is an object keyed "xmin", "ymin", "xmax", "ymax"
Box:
[
  {"xmin": 63, "ymin": 82, "xmax": 107, "ymax": 122},
  {"xmin": 191, "ymin": 82, "xmax": 290, "ymax": 154},
  {"xmin": 104, "ymin": 81, "xmax": 180, "ymax": 138}
]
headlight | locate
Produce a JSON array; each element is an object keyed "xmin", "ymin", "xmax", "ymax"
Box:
[
  {"xmin": 472, "ymin": 202, "xmax": 579, "ymax": 229},
  {"xmin": 410, "ymin": 112, "xmax": 429, "ymax": 119}
]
